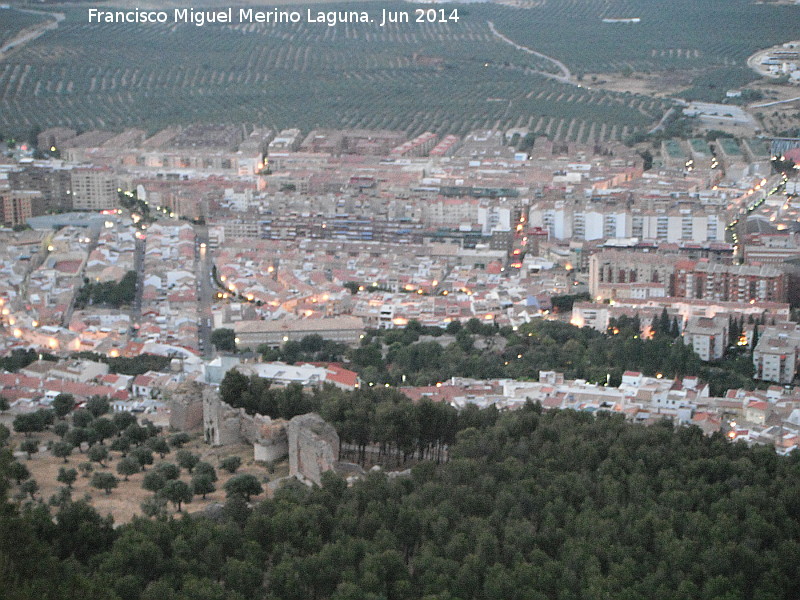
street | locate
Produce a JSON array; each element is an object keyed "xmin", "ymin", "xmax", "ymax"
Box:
[{"xmin": 194, "ymin": 224, "xmax": 214, "ymax": 359}]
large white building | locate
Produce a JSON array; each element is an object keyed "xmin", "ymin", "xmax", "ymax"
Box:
[
  {"xmin": 683, "ymin": 316, "xmax": 728, "ymax": 361},
  {"xmin": 234, "ymin": 316, "xmax": 365, "ymax": 350},
  {"xmin": 753, "ymin": 324, "xmax": 800, "ymax": 383},
  {"xmin": 477, "ymin": 204, "xmax": 512, "ymax": 235},
  {"xmin": 529, "ymin": 199, "xmax": 726, "ymax": 243},
  {"xmin": 572, "ymin": 297, "xmax": 790, "ymax": 335}
]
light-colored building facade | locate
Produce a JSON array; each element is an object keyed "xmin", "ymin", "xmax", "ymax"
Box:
[
  {"xmin": 753, "ymin": 324, "xmax": 800, "ymax": 383},
  {"xmin": 529, "ymin": 199, "xmax": 726, "ymax": 243},
  {"xmin": 683, "ymin": 316, "xmax": 728, "ymax": 361},
  {"xmin": 589, "ymin": 251, "xmax": 678, "ymax": 300},
  {"xmin": 234, "ymin": 316, "xmax": 365, "ymax": 350},
  {"xmin": 675, "ymin": 260, "xmax": 786, "ymax": 303},
  {"xmin": 70, "ymin": 168, "xmax": 117, "ymax": 210}
]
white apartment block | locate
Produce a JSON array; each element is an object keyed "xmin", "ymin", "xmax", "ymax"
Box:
[
  {"xmin": 753, "ymin": 324, "xmax": 800, "ymax": 383},
  {"xmin": 477, "ymin": 205, "xmax": 512, "ymax": 234},
  {"xmin": 682, "ymin": 316, "xmax": 728, "ymax": 361},
  {"xmin": 530, "ymin": 201, "xmax": 725, "ymax": 243},
  {"xmin": 70, "ymin": 168, "xmax": 117, "ymax": 210}
]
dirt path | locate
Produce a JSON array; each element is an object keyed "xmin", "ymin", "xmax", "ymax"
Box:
[
  {"xmin": 0, "ymin": 8, "xmax": 64, "ymax": 61},
  {"xmin": 487, "ymin": 20, "xmax": 573, "ymax": 85},
  {"xmin": 751, "ymin": 95, "xmax": 800, "ymax": 108}
]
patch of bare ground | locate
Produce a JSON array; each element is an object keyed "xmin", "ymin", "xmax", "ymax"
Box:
[
  {"xmin": 581, "ymin": 71, "xmax": 696, "ymax": 98},
  {"xmin": 8, "ymin": 429, "xmax": 288, "ymax": 525}
]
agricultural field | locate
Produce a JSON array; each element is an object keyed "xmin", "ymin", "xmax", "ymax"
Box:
[
  {"xmin": 0, "ymin": 7, "xmax": 50, "ymax": 47},
  {"xmin": 2, "ymin": 415, "xmax": 282, "ymax": 524},
  {"xmin": 3, "ymin": 0, "xmax": 794, "ymax": 141},
  {"xmin": 675, "ymin": 67, "xmax": 763, "ymax": 103},
  {"xmin": 489, "ymin": 0, "xmax": 800, "ymax": 76},
  {"xmin": 0, "ymin": 4, "xmax": 671, "ymax": 141}
]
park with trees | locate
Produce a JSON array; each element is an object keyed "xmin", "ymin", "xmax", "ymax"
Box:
[
  {"xmin": 74, "ymin": 270, "xmax": 138, "ymax": 309},
  {"xmin": 250, "ymin": 314, "xmax": 761, "ymax": 398}
]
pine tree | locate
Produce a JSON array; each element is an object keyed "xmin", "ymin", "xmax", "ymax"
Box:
[
  {"xmin": 659, "ymin": 307, "xmax": 670, "ymax": 336},
  {"xmin": 670, "ymin": 317, "xmax": 680, "ymax": 338},
  {"xmin": 650, "ymin": 315, "xmax": 660, "ymax": 337},
  {"xmin": 729, "ymin": 316, "xmax": 739, "ymax": 344},
  {"xmin": 751, "ymin": 324, "xmax": 759, "ymax": 356}
]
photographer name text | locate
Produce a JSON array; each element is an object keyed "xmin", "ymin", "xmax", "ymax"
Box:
[{"xmin": 88, "ymin": 7, "xmax": 460, "ymax": 27}]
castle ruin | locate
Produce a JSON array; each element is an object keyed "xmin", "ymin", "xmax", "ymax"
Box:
[
  {"xmin": 288, "ymin": 413, "xmax": 339, "ymax": 486},
  {"xmin": 171, "ymin": 381, "xmax": 340, "ymax": 483}
]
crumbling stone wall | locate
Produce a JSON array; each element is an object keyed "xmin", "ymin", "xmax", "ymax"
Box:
[
  {"xmin": 288, "ymin": 413, "xmax": 339, "ymax": 486},
  {"xmin": 254, "ymin": 421, "xmax": 289, "ymax": 462},
  {"xmin": 203, "ymin": 394, "xmax": 245, "ymax": 446},
  {"xmin": 168, "ymin": 381, "xmax": 210, "ymax": 431},
  {"xmin": 202, "ymin": 392, "xmax": 289, "ymax": 461}
]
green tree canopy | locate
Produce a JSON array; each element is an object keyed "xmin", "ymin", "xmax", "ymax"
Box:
[
  {"xmin": 223, "ymin": 473, "xmax": 262, "ymax": 502},
  {"xmin": 159, "ymin": 479, "xmax": 192, "ymax": 512},
  {"xmin": 219, "ymin": 456, "xmax": 241, "ymax": 474},
  {"xmin": 130, "ymin": 447, "xmax": 154, "ymax": 470},
  {"xmin": 90, "ymin": 472, "xmax": 118, "ymax": 495},
  {"xmin": 56, "ymin": 467, "xmax": 77, "ymax": 489},
  {"xmin": 85, "ymin": 396, "xmax": 111, "ymax": 418},
  {"xmin": 9, "ymin": 460, "xmax": 30, "ymax": 484},
  {"xmin": 71, "ymin": 409, "xmax": 94, "ymax": 429},
  {"xmin": 211, "ymin": 328, "xmax": 236, "ymax": 352},
  {"xmin": 20, "ymin": 439, "xmax": 39, "ymax": 459},
  {"xmin": 52, "ymin": 393, "xmax": 75, "ymax": 419},
  {"xmin": 90, "ymin": 417, "xmax": 117, "ymax": 444},
  {"xmin": 191, "ymin": 473, "xmax": 216, "ymax": 499},
  {"xmin": 155, "ymin": 462, "xmax": 180, "ymax": 481},
  {"xmin": 52, "ymin": 441, "xmax": 74, "ymax": 463},
  {"xmin": 87, "ymin": 445, "xmax": 108, "ymax": 467},
  {"xmin": 116, "ymin": 457, "xmax": 141, "ymax": 481},
  {"xmin": 146, "ymin": 437, "xmax": 170, "ymax": 459},
  {"xmin": 175, "ymin": 450, "xmax": 199, "ymax": 474},
  {"xmin": 13, "ymin": 412, "xmax": 45, "ymax": 436},
  {"xmin": 142, "ymin": 470, "xmax": 166, "ymax": 493}
]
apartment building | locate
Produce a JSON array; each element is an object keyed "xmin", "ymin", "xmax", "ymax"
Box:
[
  {"xmin": 590, "ymin": 251, "xmax": 787, "ymax": 303},
  {"xmin": 8, "ymin": 161, "xmax": 74, "ymax": 213},
  {"xmin": 682, "ymin": 316, "xmax": 728, "ymax": 361},
  {"xmin": 674, "ymin": 260, "xmax": 786, "ymax": 303},
  {"xmin": 529, "ymin": 198, "xmax": 726, "ymax": 243},
  {"xmin": 588, "ymin": 251, "xmax": 679, "ymax": 300},
  {"xmin": 753, "ymin": 324, "xmax": 800, "ymax": 383},
  {"xmin": 70, "ymin": 167, "xmax": 118, "ymax": 210},
  {"xmin": 0, "ymin": 190, "xmax": 44, "ymax": 227}
]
